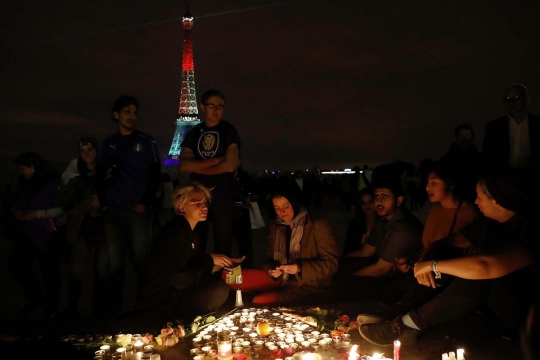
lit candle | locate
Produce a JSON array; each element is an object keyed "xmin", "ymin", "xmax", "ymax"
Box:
[
  {"xmin": 393, "ymin": 340, "xmax": 401, "ymax": 360},
  {"xmin": 442, "ymin": 353, "xmax": 449, "ymax": 360},
  {"xmin": 134, "ymin": 340, "xmax": 144, "ymax": 352},
  {"xmin": 456, "ymin": 349, "xmax": 465, "ymax": 360},
  {"xmin": 348, "ymin": 344, "xmax": 359, "ymax": 360}
]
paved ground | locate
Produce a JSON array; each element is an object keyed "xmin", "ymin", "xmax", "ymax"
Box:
[{"xmin": 0, "ymin": 195, "xmax": 526, "ymax": 359}]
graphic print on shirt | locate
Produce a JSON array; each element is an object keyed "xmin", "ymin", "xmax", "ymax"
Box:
[
  {"xmin": 197, "ymin": 131, "xmax": 219, "ymax": 159},
  {"xmin": 135, "ymin": 143, "xmax": 142, "ymax": 152}
]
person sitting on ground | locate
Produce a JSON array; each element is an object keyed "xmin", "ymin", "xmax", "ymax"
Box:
[
  {"xmin": 358, "ymin": 168, "xmax": 539, "ymax": 346},
  {"xmin": 232, "ymin": 186, "xmax": 339, "ymax": 305},
  {"xmin": 338, "ymin": 176, "xmax": 423, "ymax": 303},
  {"xmin": 342, "ymin": 186, "xmax": 378, "ymax": 256},
  {"xmin": 419, "ymin": 158, "xmax": 481, "ymax": 250},
  {"xmin": 135, "ymin": 182, "xmax": 236, "ymax": 328}
]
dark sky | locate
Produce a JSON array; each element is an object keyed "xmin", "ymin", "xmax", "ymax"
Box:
[{"xmin": 1, "ymin": 0, "xmax": 539, "ymax": 173}]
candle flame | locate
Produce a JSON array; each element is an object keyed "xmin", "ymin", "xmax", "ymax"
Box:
[{"xmin": 348, "ymin": 345, "xmax": 359, "ymax": 360}]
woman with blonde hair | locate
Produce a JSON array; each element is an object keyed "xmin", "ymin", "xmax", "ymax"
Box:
[{"xmin": 135, "ymin": 182, "xmax": 239, "ymax": 326}]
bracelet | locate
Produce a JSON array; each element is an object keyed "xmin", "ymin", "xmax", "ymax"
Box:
[{"xmin": 431, "ymin": 260, "xmax": 442, "ymax": 279}]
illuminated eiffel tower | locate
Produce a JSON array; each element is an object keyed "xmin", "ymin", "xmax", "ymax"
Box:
[{"xmin": 166, "ymin": 6, "xmax": 201, "ymax": 165}]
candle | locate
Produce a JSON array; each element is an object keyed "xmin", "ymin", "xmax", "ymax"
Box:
[
  {"xmin": 457, "ymin": 349, "xmax": 465, "ymax": 360},
  {"xmin": 134, "ymin": 340, "xmax": 144, "ymax": 352},
  {"xmin": 393, "ymin": 340, "xmax": 401, "ymax": 360},
  {"xmin": 348, "ymin": 345, "xmax": 359, "ymax": 360},
  {"xmin": 442, "ymin": 353, "xmax": 449, "ymax": 360}
]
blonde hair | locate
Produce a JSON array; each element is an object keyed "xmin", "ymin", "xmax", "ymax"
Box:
[{"xmin": 172, "ymin": 181, "xmax": 212, "ymax": 215}]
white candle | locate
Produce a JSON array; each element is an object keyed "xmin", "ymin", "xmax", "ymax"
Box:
[
  {"xmin": 457, "ymin": 349, "xmax": 465, "ymax": 360},
  {"xmin": 442, "ymin": 353, "xmax": 449, "ymax": 360},
  {"xmin": 348, "ymin": 344, "xmax": 359, "ymax": 360},
  {"xmin": 393, "ymin": 340, "xmax": 401, "ymax": 360}
]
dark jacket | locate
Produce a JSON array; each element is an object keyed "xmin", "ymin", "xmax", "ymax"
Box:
[{"xmin": 137, "ymin": 215, "xmax": 215, "ymax": 312}]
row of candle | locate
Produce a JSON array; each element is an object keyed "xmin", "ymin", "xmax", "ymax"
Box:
[{"xmin": 96, "ymin": 344, "xmax": 159, "ymax": 360}]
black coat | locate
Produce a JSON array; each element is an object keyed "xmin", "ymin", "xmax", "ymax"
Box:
[{"xmin": 137, "ymin": 215, "xmax": 215, "ymax": 312}]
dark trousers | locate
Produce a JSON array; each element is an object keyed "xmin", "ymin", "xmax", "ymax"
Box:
[
  {"xmin": 196, "ymin": 197, "xmax": 234, "ymax": 256},
  {"xmin": 100, "ymin": 209, "xmax": 154, "ymax": 315},
  {"xmin": 9, "ymin": 224, "xmax": 67, "ymax": 313},
  {"xmin": 409, "ymin": 277, "xmax": 488, "ymax": 331}
]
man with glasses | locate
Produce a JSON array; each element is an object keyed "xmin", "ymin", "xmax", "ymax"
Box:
[
  {"xmin": 178, "ymin": 89, "xmax": 241, "ymax": 256},
  {"xmin": 338, "ymin": 176, "xmax": 423, "ymax": 303},
  {"xmin": 482, "ymin": 84, "xmax": 539, "ymax": 170}
]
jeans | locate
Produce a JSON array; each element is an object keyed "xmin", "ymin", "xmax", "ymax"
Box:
[
  {"xmin": 408, "ymin": 277, "xmax": 488, "ymax": 331},
  {"xmin": 100, "ymin": 208, "xmax": 154, "ymax": 314}
]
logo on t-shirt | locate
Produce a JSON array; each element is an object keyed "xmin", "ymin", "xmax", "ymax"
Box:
[
  {"xmin": 134, "ymin": 143, "xmax": 142, "ymax": 152},
  {"xmin": 197, "ymin": 131, "xmax": 219, "ymax": 158}
]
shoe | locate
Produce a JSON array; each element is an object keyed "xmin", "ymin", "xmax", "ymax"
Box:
[
  {"xmin": 357, "ymin": 314, "xmax": 384, "ymax": 325},
  {"xmin": 359, "ymin": 316, "xmax": 421, "ymax": 346}
]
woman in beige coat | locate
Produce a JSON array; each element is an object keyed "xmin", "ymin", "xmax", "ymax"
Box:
[{"xmin": 232, "ymin": 187, "xmax": 339, "ymax": 305}]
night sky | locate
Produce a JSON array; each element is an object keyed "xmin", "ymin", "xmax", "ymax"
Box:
[{"xmin": 1, "ymin": 0, "xmax": 539, "ymax": 173}]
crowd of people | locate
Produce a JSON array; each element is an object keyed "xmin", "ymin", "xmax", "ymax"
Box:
[{"xmin": 1, "ymin": 84, "xmax": 538, "ymax": 355}]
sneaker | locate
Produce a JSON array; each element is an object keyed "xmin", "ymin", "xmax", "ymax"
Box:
[
  {"xmin": 357, "ymin": 314, "xmax": 384, "ymax": 325},
  {"xmin": 359, "ymin": 316, "xmax": 421, "ymax": 346}
]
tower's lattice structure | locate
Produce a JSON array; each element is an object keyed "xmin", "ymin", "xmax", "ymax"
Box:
[{"xmin": 167, "ymin": 7, "xmax": 200, "ymax": 162}]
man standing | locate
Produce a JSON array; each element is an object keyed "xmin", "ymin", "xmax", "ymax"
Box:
[
  {"xmin": 178, "ymin": 89, "xmax": 241, "ymax": 255},
  {"xmin": 95, "ymin": 95, "xmax": 161, "ymax": 318},
  {"xmin": 482, "ymin": 84, "xmax": 539, "ymax": 170},
  {"xmin": 339, "ymin": 176, "xmax": 423, "ymax": 302}
]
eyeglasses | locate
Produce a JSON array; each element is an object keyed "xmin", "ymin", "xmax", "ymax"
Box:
[
  {"xmin": 374, "ymin": 194, "xmax": 392, "ymax": 202},
  {"xmin": 502, "ymin": 95, "xmax": 523, "ymax": 103},
  {"xmin": 204, "ymin": 103, "xmax": 225, "ymax": 110},
  {"xmin": 189, "ymin": 198, "xmax": 209, "ymax": 207}
]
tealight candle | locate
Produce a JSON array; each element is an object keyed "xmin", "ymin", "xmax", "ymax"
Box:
[
  {"xmin": 134, "ymin": 340, "xmax": 144, "ymax": 352},
  {"xmin": 311, "ymin": 331, "xmax": 320, "ymax": 339},
  {"xmin": 100, "ymin": 345, "xmax": 111, "ymax": 354}
]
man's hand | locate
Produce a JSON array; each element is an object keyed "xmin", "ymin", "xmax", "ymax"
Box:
[
  {"xmin": 414, "ymin": 261, "xmax": 437, "ymax": 288},
  {"xmin": 133, "ymin": 204, "xmax": 146, "ymax": 213}
]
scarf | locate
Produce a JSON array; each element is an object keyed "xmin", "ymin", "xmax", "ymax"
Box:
[{"xmin": 273, "ymin": 207, "xmax": 308, "ymax": 283}]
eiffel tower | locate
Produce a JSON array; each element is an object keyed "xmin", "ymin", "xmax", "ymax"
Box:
[{"xmin": 166, "ymin": 6, "xmax": 201, "ymax": 165}]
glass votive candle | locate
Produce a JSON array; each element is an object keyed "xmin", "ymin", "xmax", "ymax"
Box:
[
  {"xmin": 340, "ymin": 334, "xmax": 351, "ymax": 345},
  {"xmin": 285, "ymin": 338, "xmax": 295, "ymax": 344},
  {"xmin": 100, "ymin": 345, "xmax": 110, "ymax": 354},
  {"xmin": 242, "ymin": 341, "xmax": 251, "ymax": 347},
  {"xmin": 310, "ymin": 331, "xmax": 320, "ymax": 339},
  {"xmin": 144, "ymin": 345, "xmax": 154, "ymax": 354},
  {"xmin": 285, "ymin": 322, "xmax": 293, "ymax": 329},
  {"xmin": 253, "ymin": 344, "xmax": 263, "ymax": 351},
  {"xmin": 134, "ymin": 341, "xmax": 144, "ymax": 352},
  {"xmin": 95, "ymin": 350, "xmax": 106, "ymax": 358},
  {"xmin": 319, "ymin": 333, "xmax": 329, "ymax": 339},
  {"xmin": 319, "ymin": 339, "xmax": 327, "ymax": 347},
  {"xmin": 265, "ymin": 342, "xmax": 275, "ymax": 348},
  {"xmin": 290, "ymin": 343, "xmax": 299, "ymax": 351},
  {"xmin": 230, "ymin": 326, "xmax": 239, "ymax": 332},
  {"xmin": 190, "ymin": 348, "xmax": 202, "ymax": 356},
  {"xmin": 203, "ymin": 335, "xmax": 212, "ymax": 341},
  {"xmin": 201, "ymin": 346, "xmax": 211, "ymax": 354},
  {"xmin": 249, "ymin": 333, "xmax": 258, "ymax": 339},
  {"xmin": 301, "ymin": 341, "xmax": 310, "ymax": 349},
  {"xmin": 243, "ymin": 327, "xmax": 251, "ymax": 334},
  {"xmin": 193, "ymin": 337, "xmax": 202, "ymax": 348},
  {"xmin": 233, "ymin": 347, "xmax": 243, "ymax": 353}
]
